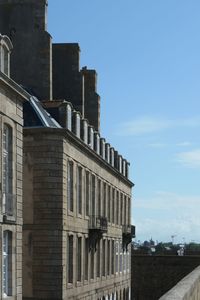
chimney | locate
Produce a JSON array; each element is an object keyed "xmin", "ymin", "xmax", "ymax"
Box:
[
  {"xmin": 81, "ymin": 67, "xmax": 100, "ymax": 132},
  {"xmin": 0, "ymin": 0, "xmax": 52, "ymax": 100}
]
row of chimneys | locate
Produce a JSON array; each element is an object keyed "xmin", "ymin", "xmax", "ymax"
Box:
[
  {"xmin": 49, "ymin": 100, "xmax": 130, "ymax": 179},
  {"xmin": 0, "ymin": 1, "xmax": 100, "ymax": 131}
]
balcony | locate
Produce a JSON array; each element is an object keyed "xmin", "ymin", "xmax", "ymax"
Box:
[
  {"xmin": 122, "ymin": 224, "xmax": 135, "ymax": 250},
  {"xmin": 89, "ymin": 215, "xmax": 108, "ymax": 250},
  {"xmin": 89, "ymin": 215, "xmax": 108, "ymax": 233},
  {"xmin": 122, "ymin": 224, "xmax": 135, "ymax": 238},
  {"xmin": 159, "ymin": 265, "xmax": 200, "ymax": 300}
]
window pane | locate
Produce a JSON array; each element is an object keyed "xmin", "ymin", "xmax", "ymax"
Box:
[
  {"xmin": 77, "ymin": 166, "xmax": 82, "ymax": 214},
  {"xmin": 91, "ymin": 175, "xmax": 95, "ymax": 216},
  {"xmin": 102, "ymin": 240, "xmax": 106, "ymax": 276},
  {"xmin": 68, "ymin": 235, "xmax": 73, "ymax": 283},
  {"xmin": 85, "ymin": 171, "xmax": 90, "ymax": 216},
  {"xmin": 3, "ymin": 231, "xmax": 12, "ymax": 296},
  {"xmin": 67, "ymin": 161, "xmax": 73, "ymax": 212},
  {"xmin": 3, "ymin": 124, "xmax": 13, "ymax": 215},
  {"xmin": 77, "ymin": 237, "xmax": 82, "ymax": 281},
  {"xmin": 107, "ymin": 186, "xmax": 111, "ymax": 222},
  {"xmin": 84, "ymin": 238, "xmax": 89, "ymax": 280}
]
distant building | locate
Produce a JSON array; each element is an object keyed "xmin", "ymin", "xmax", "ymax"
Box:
[{"xmin": 0, "ymin": 1, "xmax": 134, "ymax": 299}]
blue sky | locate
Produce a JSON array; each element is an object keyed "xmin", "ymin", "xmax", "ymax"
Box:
[{"xmin": 48, "ymin": 0, "xmax": 200, "ymax": 244}]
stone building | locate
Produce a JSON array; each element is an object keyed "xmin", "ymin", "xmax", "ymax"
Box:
[
  {"xmin": 0, "ymin": 34, "xmax": 28, "ymax": 299},
  {"xmin": 0, "ymin": 1, "xmax": 134, "ymax": 299}
]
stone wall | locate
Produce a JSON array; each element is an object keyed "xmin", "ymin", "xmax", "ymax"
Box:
[
  {"xmin": 0, "ymin": 73, "xmax": 27, "ymax": 299},
  {"xmin": 131, "ymin": 255, "xmax": 200, "ymax": 300},
  {"xmin": 159, "ymin": 266, "xmax": 200, "ymax": 300}
]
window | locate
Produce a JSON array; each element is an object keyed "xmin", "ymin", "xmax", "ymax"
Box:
[
  {"xmin": 85, "ymin": 171, "xmax": 90, "ymax": 216},
  {"xmin": 116, "ymin": 191, "xmax": 119, "ymax": 225},
  {"xmin": 97, "ymin": 240, "xmax": 100, "ymax": 278},
  {"xmin": 107, "ymin": 240, "xmax": 110, "ymax": 276},
  {"xmin": 128, "ymin": 198, "xmax": 131, "ymax": 224},
  {"xmin": 77, "ymin": 166, "xmax": 82, "ymax": 214},
  {"xmin": 67, "ymin": 161, "xmax": 73, "ymax": 212},
  {"xmin": 120, "ymin": 193, "xmax": 123, "ymax": 225},
  {"xmin": 103, "ymin": 183, "xmax": 106, "ymax": 217},
  {"xmin": 68, "ymin": 235, "xmax": 73, "ymax": 283},
  {"xmin": 0, "ymin": 45, "xmax": 8, "ymax": 75},
  {"xmin": 119, "ymin": 241, "xmax": 123, "ymax": 273},
  {"xmin": 107, "ymin": 186, "xmax": 111, "ymax": 222},
  {"xmin": 123, "ymin": 250, "xmax": 126, "ymax": 273},
  {"xmin": 97, "ymin": 179, "xmax": 101, "ymax": 216},
  {"xmin": 124, "ymin": 196, "xmax": 127, "ymax": 225},
  {"xmin": 3, "ymin": 124, "xmax": 13, "ymax": 215},
  {"xmin": 112, "ymin": 188, "xmax": 115, "ymax": 224},
  {"xmin": 84, "ymin": 238, "xmax": 89, "ymax": 280},
  {"xmin": 91, "ymin": 175, "xmax": 95, "ymax": 216},
  {"xmin": 127, "ymin": 249, "xmax": 130, "ymax": 273},
  {"xmin": 77, "ymin": 237, "xmax": 82, "ymax": 282},
  {"xmin": 102, "ymin": 239, "xmax": 106, "ymax": 276},
  {"xmin": 111, "ymin": 240, "xmax": 114, "ymax": 275},
  {"xmin": 115, "ymin": 241, "xmax": 119, "ymax": 274},
  {"xmin": 3, "ymin": 231, "xmax": 12, "ymax": 296},
  {"xmin": 90, "ymin": 248, "xmax": 94, "ymax": 279}
]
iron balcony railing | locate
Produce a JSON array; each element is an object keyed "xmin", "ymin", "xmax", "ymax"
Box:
[
  {"xmin": 89, "ymin": 215, "xmax": 108, "ymax": 233},
  {"xmin": 122, "ymin": 224, "xmax": 135, "ymax": 238}
]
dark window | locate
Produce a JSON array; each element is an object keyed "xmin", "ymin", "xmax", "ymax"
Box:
[
  {"xmin": 97, "ymin": 179, "xmax": 101, "ymax": 216},
  {"xmin": 67, "ymin": 161, "xmax": 73, "ymax": 212},
  {"xmin": 97, "ymin": 240, "xmax": 100, "ymax": 278},
  {"xmin": 77, "ymin": 237, "xmax": 82, "ymax": 281},
  {"xmin": 116, "ymin": 191, "xmax": 119, "ymax": 225},
  {"xmin": 107, "ymin": 186, "xmax": 111, "ymax": 222},
  {"xmin": 84, "ymin": 238, "xmax": 89, "ymax": 280},
  {"xmin": 102, "ymin": 240, "xmax": 106, "ymax": 276},
  {"xmin": 3, "ymin": 124, "xmax": 13, "ymax": 215},
  {"xmin": 103, "ymin": 183, "xmax": 106, "ymax": 216},
  {"xmin": 77, "ymin": 166, "xmax": 82, "ymax": 214},
  {"xmin": 107, "ymin": 240, "xmax": 110, "ymax": 275},
  {"xmin": 91, "ymin": 175, "xmax": 95, "ymax": 216},
  {"xmin": 90, "ymin": 249, "xmax": 94, "ymax": 279},
  {"xmin": 68, "ymin": 235, "xmax": 73, "ymax": 283},
  {"xmin": 85, "ymin": 171, "xmax": 90, "ymax": 216},
  {"xmin": 111, "ymin": 240, "xmax": 114, "ymax": 274},
  {"xmin": 112, "ymin": 188, "xmax": 115, "ymax": 224}
]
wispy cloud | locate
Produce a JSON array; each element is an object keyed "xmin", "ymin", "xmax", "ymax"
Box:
[
  {"xmin": 132, "ymin": 191, "xmax": 200, "ymax": 243},
  {"xmin": 148, "ymin": 142, "xmax": 167, "ymax": 148},
  {"xmin": 117, "ymin": 116, "xmax": 200, "ymax": 136},
  {"xmin": 134, "ymin": 191, "xmax": 200, "ymax": 210},
  {"xmin": 176, "ymin": 149, "xmax": 200, "ymax": 168},
  {"xmin": 176, "ymin": 141, "xmax": 191, "ymax": 147}
]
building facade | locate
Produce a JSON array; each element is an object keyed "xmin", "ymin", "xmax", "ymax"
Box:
[
  {"xmin": 22, "ymin": 108, "xmax": 133, "ymax": 299},
  {"xmin": 0, "ymin": 1, "xmax": 134, "ymax": 299},
  {"xmin": 0, "ymin": 34, "xmax": 28, "ymax": 299}
]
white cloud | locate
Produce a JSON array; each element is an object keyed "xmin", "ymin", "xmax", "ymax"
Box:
[
  {"xmin": 176, "ymin": 149, "xmax": 200, "ymax": 168},
  {"xmin": 148, "ymin": 142, "xmax": 167, "ymax": 148},
  {"xmin": 176, "ymin": 141, "xmax": 191, "ymax": 147},
  {"xmin": 134, "ymin": 216, "xmax": 200, "ymax": 243},
  {"xmin": 133, "ymin": 191, "xmax": 200, "ymax": 210},
  {"xmin": 117, "ymin": 115, "xmax": 200, "ymax": 136},
  {"xmin": 132, "ymin": 191, "xmax": 200, "ymax": 243}
]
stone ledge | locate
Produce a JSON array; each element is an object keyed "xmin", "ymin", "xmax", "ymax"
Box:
[{"xmin": 159, "ymin": 265, "xmax": 200, "ymax": 300}]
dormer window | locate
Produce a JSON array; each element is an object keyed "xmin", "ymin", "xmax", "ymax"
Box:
[{"xmin": 0, "ymin": 34, "xmax": 13, "ymax": 76}]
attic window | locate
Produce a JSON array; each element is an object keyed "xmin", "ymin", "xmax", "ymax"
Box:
[{"xmin": 0, "ymin": 35, "xmax": 13, "ymax": 76}]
